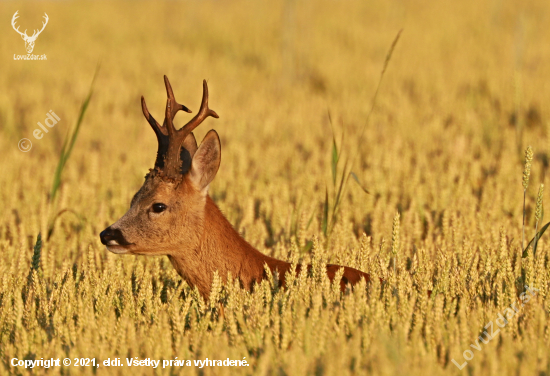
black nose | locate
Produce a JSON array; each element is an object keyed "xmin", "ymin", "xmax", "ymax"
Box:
[{"xmin": 100, "ymin": 227, "xmax": 131, "ymax": 246}]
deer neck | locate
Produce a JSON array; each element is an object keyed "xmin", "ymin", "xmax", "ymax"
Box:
[{"xmin": 168, "ymin": 195, "xmax": 288, "ymax": 297}]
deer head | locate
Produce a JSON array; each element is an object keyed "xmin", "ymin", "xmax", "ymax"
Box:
[
  {"xmin": 99, "ymin": 76, "xmax": 375, "ymax": 298},
  {"xmin": 11, "ymin": 11, "xmax": 49, "ymax": 54},
  {"xmin": 100, "ymin": 77, "xmax": 219, "ymax": 257}
]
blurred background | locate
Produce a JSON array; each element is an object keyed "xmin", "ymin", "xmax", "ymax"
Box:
[
  {"xmin": 1, "ymin": 1, "xmax": 550, "ymax": 374},
  {"xmin": 1, "ymin": 0, "xmax": 549, "ymax": 249}
]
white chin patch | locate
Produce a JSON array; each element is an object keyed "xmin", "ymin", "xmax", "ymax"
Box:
[{"xmin": 106, "ymin": 245, "xmax": 129, "ymax": 254}]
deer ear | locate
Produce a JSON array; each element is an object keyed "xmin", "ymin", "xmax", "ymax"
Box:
[
  {"xmin": 189, "ymin": 130, "xmax": 221, "ymax": 194},
  {"xmin": 180, "ymin": 133, "xmax": 198, "ymax": 175},
  {"xmin": 182, "ymin": 132, "xmax": 198, "ymax": 157}
]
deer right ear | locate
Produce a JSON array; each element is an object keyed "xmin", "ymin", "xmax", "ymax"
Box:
[{"xmin": 189, "ymin": 130, "xmax": 221, "ymax": 194}]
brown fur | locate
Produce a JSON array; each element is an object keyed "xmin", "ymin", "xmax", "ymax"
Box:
[
  {"xmin": 100, "ymin": 77, "xmax": 370, "ymax": 298},
  {"xmin": 104, "ymin": 173, "xmax": 370, "ymax": 298}
]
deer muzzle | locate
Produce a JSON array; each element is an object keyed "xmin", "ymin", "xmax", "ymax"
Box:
[{"xmin": 100, "ymin": 227, "xmax": 132, "ymax": 253}]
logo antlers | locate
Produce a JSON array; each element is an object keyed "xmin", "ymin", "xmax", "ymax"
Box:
[{"xmin": 11, "ymin": 11, "xmax": 49, "ymax": 54}]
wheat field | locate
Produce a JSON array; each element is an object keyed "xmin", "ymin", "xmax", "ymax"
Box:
[{"xmin": 1, "ymin": 0, "xmax": 550, "ymax": 375}]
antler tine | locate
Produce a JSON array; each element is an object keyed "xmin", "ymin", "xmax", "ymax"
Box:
[
  {"xmin": 142, "ymin": 95, "xmax": 171, "ymax": 169},
  {"xmin": 141, "ymin": 96, "xmax": 164, "ymax": 135},
  {"xmin": 163, "ymin": 76, "xmax": 192, "ymax": 137},
  {"xmin": 179, "ymin": 80, "xmax": 219, "ymax": 138},
  {"xmin": 163, "ymin": 80, "xmax": 219, "ymax": 178}
]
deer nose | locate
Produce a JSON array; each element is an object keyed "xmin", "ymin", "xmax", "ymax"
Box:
[{"xmin": 100, "ymin": 227, "xmax": 130, "ymax": 246}]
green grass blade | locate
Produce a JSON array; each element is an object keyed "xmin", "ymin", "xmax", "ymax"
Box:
[
  {"xmin": 350, "ymin": 172, "xmax": 370, "ymax": 194},
  {"xmin": 331, "ymin": 138, "xmax": 338, "ymax": 186},
  {"xmin": 329, "ymin": 157, "xmax": 350, "ymax": 234},
  {"xmin": 522, "ymin": 221, "xmax": 550, "ymax": 258},
  {"xmin": 327, "ymin": 109, "xmax": 339, "ymax": 185},
  {"xmin": 354, "ymin": 29, "xmax": 402, "ymax": 157},
  {"xmin": 323, "ymin": 30, "xmax": 401, "ymax": 238},
  {"xmin": 50, "ymin": 65, "xmax": 100, "ymax": 201},
  {"xmin": 322, "ymin": 188, "xmax": 329, "ymax": 236},
  {"xmin": 381, "ymin": 29, "xmax": 402, "ymax": 77},
  {"xmin": 534, "ymin": 208, "xmax": 545, "ymax": 256},
  {"xmin": 306, "ymin": 210, "xmax": 315, "ymax": 230},
  {"xmin": 347, "ymin": 29, "xmax": 402, "ymax": 186},
  {"xmin": 334, "ymin": 158, "xmax": 350, "ymax": 210}
]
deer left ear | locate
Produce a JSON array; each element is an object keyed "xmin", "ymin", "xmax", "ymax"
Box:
[{"xmin": 189, "ymin": 130, "xmax": 221, "ymax": 194}]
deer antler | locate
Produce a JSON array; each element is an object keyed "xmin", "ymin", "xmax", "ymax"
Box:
[
  {"xmin": 141, "ymin": 78, "xmax": 192, "ymax": 170},
  {"xmin": 11, "ymin": 11, "xmax": 27, "ymax": 38},
  {"xmin": 30, "ymin": 13, "xmax": 48, "ymax": 39},
  {"xmin": 141, "ymin": 76, "xmax": 218, "ymax": 177},
  {"xmin": 164, "ymin": 79, "xmax": 219, "ymax": 178}
]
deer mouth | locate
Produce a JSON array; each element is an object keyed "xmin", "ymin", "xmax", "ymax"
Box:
[
  {"xmin": 100, "ymin": 227, "xmax": 133, "ymax": 253},
  {"xmin": 105, "ymin": 243, "xmax": 131, "ymax": 254}
]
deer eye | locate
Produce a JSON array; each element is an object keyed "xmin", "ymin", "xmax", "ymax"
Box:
[{"xmin": 152, "ymin": 203, "xmax": 167, "ymax": 213}]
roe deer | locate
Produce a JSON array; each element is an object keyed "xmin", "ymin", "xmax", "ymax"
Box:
[{"xmin": 100, "ymin": 76, "xmax": 370, "ymax": 298}]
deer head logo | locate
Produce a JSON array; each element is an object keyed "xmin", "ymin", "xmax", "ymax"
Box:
[{"xmin": 11, "ymin": 11, "xmax": 49, "ymax": 54}]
